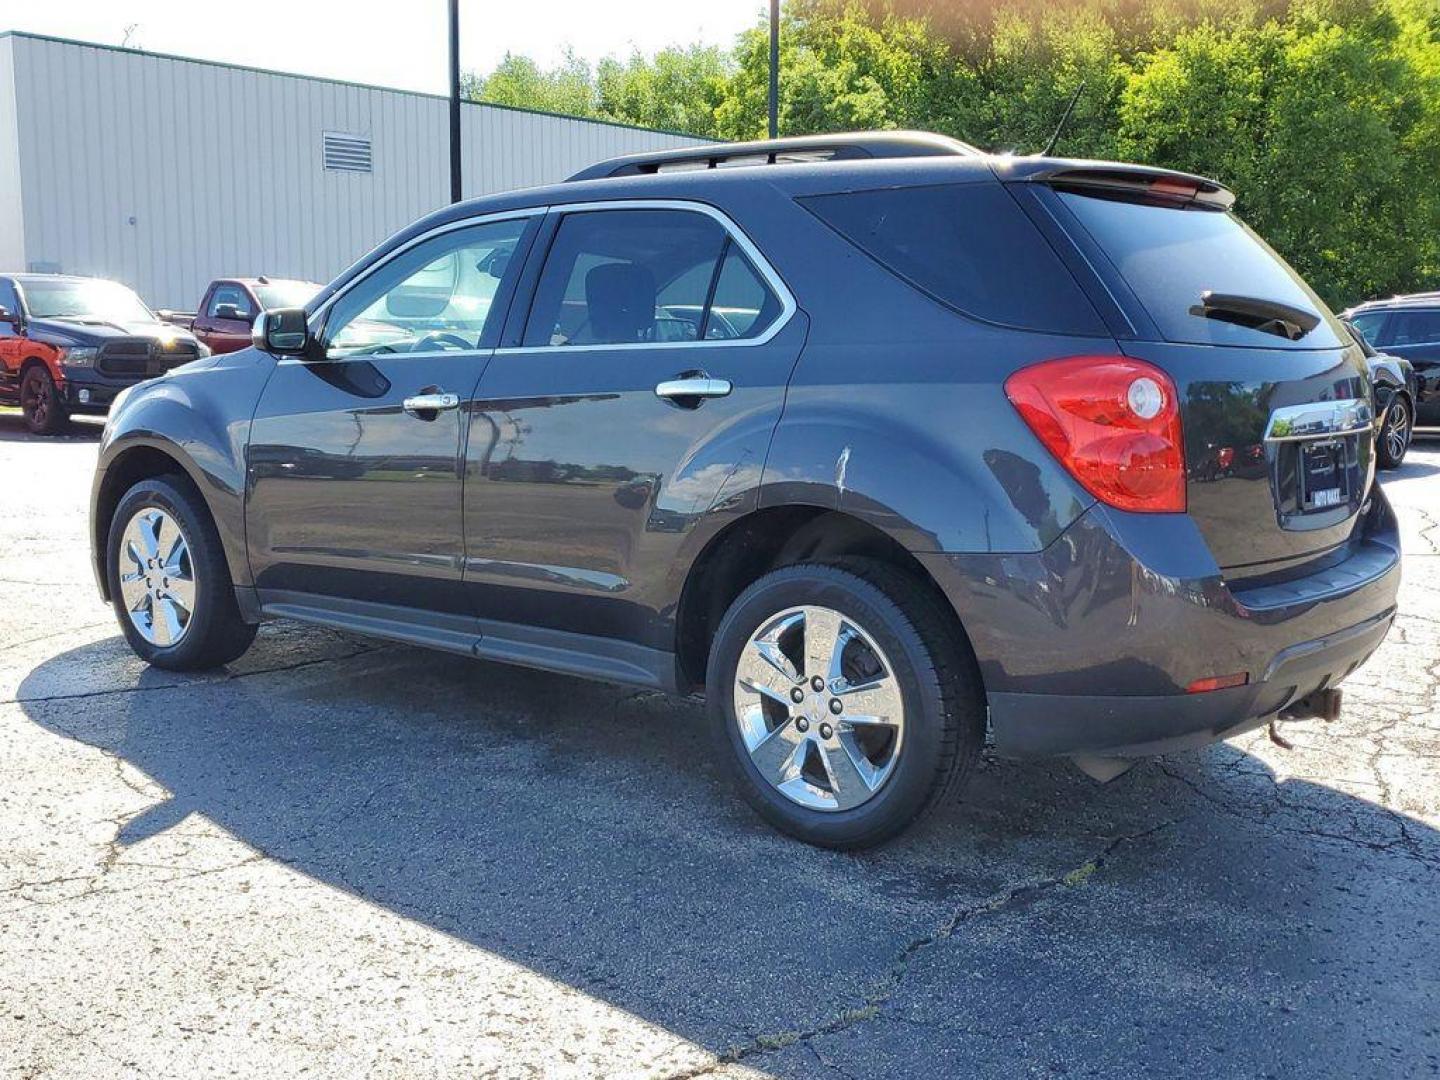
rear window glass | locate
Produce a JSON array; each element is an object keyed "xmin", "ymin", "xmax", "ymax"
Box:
[
  {"xmin": 1057, "ymin": 191, "xmax": 1341, "ymax": 348},
  {"xmin": 800, "ymin": 183, "xmax": 1104, "ymax": 335}
]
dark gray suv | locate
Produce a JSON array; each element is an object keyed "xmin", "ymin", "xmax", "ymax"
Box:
[{"xmin": 90, "ymin": 133, "xmax": 1401, "ymax": 847}]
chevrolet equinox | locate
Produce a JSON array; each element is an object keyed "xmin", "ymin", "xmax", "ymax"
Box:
[{"xmin": 90, "ymin": 133, "xmax": 1402, "ymax": 847}]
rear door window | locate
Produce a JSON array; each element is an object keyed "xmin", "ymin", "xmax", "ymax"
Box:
[
  {"xmin": 1388, "ymin": 309, "xmax": 1440, "ymax": 346},
  {"xmin": 799, "ymin": 182, "xmax": 1104, "ymax": 335},
  {"xmin": 1055, "ymin": 191, "xmax": 1342, "ymax": 348},
  {"xmin": 522, "ymin": 208, "xmax": 784, "ymax": 347}
]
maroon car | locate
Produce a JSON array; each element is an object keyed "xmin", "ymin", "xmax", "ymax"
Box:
[{"xmin": 191, "ymin": 278, "xmax": 320, "ymax": 354}]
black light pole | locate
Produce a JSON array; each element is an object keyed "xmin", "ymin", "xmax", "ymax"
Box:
[
  {"xmin": 768, "ymin": 0, "xmax": 779, "ymax": 139},
  {"xmin": 448, "ymin": 0, "xmax": 463, "ymax": 203}
]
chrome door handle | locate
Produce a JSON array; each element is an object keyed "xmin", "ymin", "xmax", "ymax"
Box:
[
  {"xmin": 655, "ymin": 377, "xmax": 732, "ymax": 401},
  {"xmin": 402, "ymin": 392, "xmax": 460, "ymax": 418}
]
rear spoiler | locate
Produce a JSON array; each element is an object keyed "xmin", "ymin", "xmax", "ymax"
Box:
[{"xmin": 998, "ymin": 158, "xmax": 1236, "ymax": 211}]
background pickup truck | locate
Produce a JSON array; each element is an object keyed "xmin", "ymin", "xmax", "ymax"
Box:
[
  {"xmin": 0, "ymin": 272, "xmax": 206, "ymax": 435},
  {"xmin": 190, "ymin": 277, "xmax": 320, "ymax": 354}
]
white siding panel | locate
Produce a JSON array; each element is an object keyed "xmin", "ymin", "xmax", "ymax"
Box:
[
  {"xmin": 5, "ymin": 34, "xmax": 700, "ymax": 309},
  {"xmin": 0, "ymin": 38, "xmax": 27, "ymax": 269}
]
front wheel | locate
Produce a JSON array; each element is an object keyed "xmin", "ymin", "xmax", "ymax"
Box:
[
  {"xmin": 20, "ymin": 366, "xmax": 68, "ymax": 436},
  {"xmin": 107, "ymin": 476, "xmax": 257, "ymax": 670},
  {"xmin": 706, "ymin": 562, "xmax": 985, "ymax": 849},
  {"xmin": 1377, "ymin": 394, "xmax": 1412, "ymax": 470}
]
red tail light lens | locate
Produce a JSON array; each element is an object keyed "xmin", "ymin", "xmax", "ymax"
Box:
[{"xmin": 1004, "ymin": 355, "xmax": 1186, "ymax": 513}]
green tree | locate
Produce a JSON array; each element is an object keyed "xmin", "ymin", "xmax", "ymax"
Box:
[
  {"xmin": 595, "ymin": 46, "xmax": 732, "ymax": 136},
  {"xmin": 465, "ymin": 50, "xmax": 600, "ymax": 118},
  {"xmin": 462, "ymin": 0, "xmax": 1440, "ymax": 303}
]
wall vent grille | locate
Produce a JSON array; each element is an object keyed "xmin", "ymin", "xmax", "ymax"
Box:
[{"xmin": 323, "ymin": 132, "xmax": 372, "ymax": 173}]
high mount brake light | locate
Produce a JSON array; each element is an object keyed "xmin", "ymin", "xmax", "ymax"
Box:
[{"xmin": 1004, "ymin": 355, "xmax": 1186, "ymax": 513}]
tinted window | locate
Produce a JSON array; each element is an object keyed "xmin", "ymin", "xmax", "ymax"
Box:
[
  {"xmin": 799, "ymin": 182, "xmax": 1103, "ymax": 335},
  {"xmin": 1389, "ymin": 309, "xmax": 1440, "ymax": 346},
  {"xmin": 524, "ymin": 209, "xmax": 780, "ymax": 347},
  {"xmin": 1057, "ymin": 191, "xmax": 1341, "ymax": 348},
  {"xmin": 702, "ymin": 245, "xmax": 781, "ymax": 340},
  {"xmin": 1348, "ymin": 310, "xmax": 1387, "ymax": 343},
  {"xmin": 323, "ymin": 217, "xmax": 530, "ymax": 359}
]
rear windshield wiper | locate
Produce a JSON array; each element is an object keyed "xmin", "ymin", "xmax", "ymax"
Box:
[{"xmin": 1189, "ymin": 291, "xmax": 1320, "ymax": 341}]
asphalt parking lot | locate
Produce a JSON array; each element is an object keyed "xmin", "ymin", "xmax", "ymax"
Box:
[{"xmin": 2, "ymin": 413, "xmax": 1438, "ymax": 1080}]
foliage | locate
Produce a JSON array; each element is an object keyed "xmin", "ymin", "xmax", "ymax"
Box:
[{"xmin": 465, "ymin": 0, "xmax": 1440, "ymax": 305}]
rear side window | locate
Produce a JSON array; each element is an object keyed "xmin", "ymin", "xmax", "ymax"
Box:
[
  {"xmin": 799, "ymin": 182, "xmax": 1104, "ymax": 335},
  {"xmin": 523, "ymin": 208, "xmax": 784, "ymax": 347},
  {"xmin": 1388, "ymin": 309, "xmax": 1440, "ymax": 346},
  {"xmin": 1056, "ymin": 191, "xmax": 1342, "ymax": 348}
]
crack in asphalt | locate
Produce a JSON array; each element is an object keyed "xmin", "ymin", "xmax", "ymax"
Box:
[
  {"xmin": 1154, "ymin": 761, "xmax": 1440, "ymax": 870},
  {"xmin": 2, "ymin": 642, "xmax": 388, "ymax": 707},
  {"xmin": 660, "ymin": 819, "xmax": 1178, "ymax": 1079},
  {"xmin": 0, "ymin": 621, "xmax": 112, "ymax": 655}
]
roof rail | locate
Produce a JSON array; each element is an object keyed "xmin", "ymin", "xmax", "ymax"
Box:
[{"xmin": 565, "ymin": 130, "xmax": 981, "ymax": 182}]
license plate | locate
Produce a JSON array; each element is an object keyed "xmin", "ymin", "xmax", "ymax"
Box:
[{"xmin": 1300, "ymin": 441, "xmax": 1347, "ymax": 510}]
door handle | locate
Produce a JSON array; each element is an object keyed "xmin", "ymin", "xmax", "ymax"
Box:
[
  {"xmin": 655, "ymin": 377, "xmax": 732, "ymax": 402},
  {"xmin": 402, "ymin": 392, "xmax": 460, "ymax": 418}
]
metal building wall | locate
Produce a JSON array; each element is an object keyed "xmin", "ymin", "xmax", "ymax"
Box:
[
  {"xmin": 3, "ymin": 33, "xmax": 700, "ymax": 309},
  {"xmin": 0, "ymin": 37, "xmax": 26, "ymax": 272}
]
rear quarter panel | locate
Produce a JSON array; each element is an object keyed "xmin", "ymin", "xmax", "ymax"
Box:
[{"xmin": 739, "ymin": 186, "xmax": 1100, "ymax": 554}]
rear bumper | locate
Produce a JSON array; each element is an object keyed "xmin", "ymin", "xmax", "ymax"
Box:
[
  {"xmin": 920, "ymin": 489, "xmax": 1401, "ymax": 759},
  {"xmin": 986, "ymin": 607, "xmax": 1393, "ymax": 757}
]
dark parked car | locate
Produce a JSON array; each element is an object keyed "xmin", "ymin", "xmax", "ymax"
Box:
[
  {"xmin": 90, "ymin": 133, "xmax": 1401, "ymax": 847},
  {"xmin": 1342, "ymin": 318, "xmax": 1416, "ymax": 468},
  {"xmin": 0, "ymin": 274, "xmax": 207, "ymax": 434},
  {"xmin": 191, "ymin": 277, "xmax": 321, "ymax": 355},
  {"xmin": 1343, "ymin": 293, "xmax": 1440, "ymax": 428}
]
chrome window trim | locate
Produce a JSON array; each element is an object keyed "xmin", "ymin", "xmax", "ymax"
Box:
[
  {"xmin": 497, "ymin": 199, "xmax": 796, "ymax": 354},
  {"xmin": 296, "ymin": 199, "xmax": 794, "ymax": 365}
]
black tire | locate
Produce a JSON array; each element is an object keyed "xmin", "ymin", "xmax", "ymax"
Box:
[
  {"xmin": 106, "ymin": 476, "xmax": 257, "ymax": 670},
  {"xmin": 1377, "ymin": 394, "xmax": 1412, "ymax": 470},
  {"xmin": 706, "ymin": 560, "xmax": 985, "ymax": 849},
  {"xmin": 20, "ymin": 365, "xmax": 69, "ymax": 436}
]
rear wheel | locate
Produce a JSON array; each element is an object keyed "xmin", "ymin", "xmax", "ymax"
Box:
[
  {"xmin": 1377, "ymin": 394, "xmax": 1412, "ymax": 470},
  {"xmin": 20, "ymin": 366, "xmax": 68, "ymax": 436},
  {"xmin": 706, "ymin": 561, "xmax": 985, "ymax": 849},
  {"xmin": 107, "ymin": 476, "xmax": 256, "ymax": 670}
]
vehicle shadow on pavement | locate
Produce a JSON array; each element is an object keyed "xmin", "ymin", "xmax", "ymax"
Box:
[{"xmin": 16, "ymin": 628, "xmax": 1440, "ymax": 1077}]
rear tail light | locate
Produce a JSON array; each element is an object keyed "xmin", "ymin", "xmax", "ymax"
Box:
[{"xmin": 1004, "ymin": 355, "xmax": 1186, "ymax": 513}]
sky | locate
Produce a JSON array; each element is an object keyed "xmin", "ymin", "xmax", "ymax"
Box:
[{"xmin": 0, "ymin": 0, "xmax": 764, "ymax": 95}]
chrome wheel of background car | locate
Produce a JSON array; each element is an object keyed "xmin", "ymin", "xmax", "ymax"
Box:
[
  {"xmin": 1385, "ymin": 397, "xmax": 1411, "ymax": 462},
  {"xmin": 117, "ymin": 508, "xmax": 196, "ymax": 647},
  {"xmin": 732, "ymin": 604, "xmax": 905, "ymax": 812}
]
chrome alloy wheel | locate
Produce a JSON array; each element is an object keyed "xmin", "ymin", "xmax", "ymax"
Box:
[
  {"xmin": 118, "ymin": 507, "xmax": 196, "ymax": 647},
  {"xmin": 732, "ymin": 605, "xmax": 906, "ymax": 812},
  {"xmin": 1385, "ymin": 396, "xmax": 1411, "ymax": 462}
]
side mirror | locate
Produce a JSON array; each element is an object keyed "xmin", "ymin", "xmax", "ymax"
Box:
[
  {"xmin": 252, "ymin": 307, "xmax": 312, "ymax": 357},
  {"xmin": 0, "ymin": 306, "xmax": 18, "ymax": 326},
  {"xmin": 215, "ymin": 303, "xmax": 251, "ymax": 322}
]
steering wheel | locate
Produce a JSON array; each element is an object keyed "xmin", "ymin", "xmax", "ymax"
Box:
[{"xmin": 412, "ymin": 332, "xmax": 473, "ymax": 352}]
